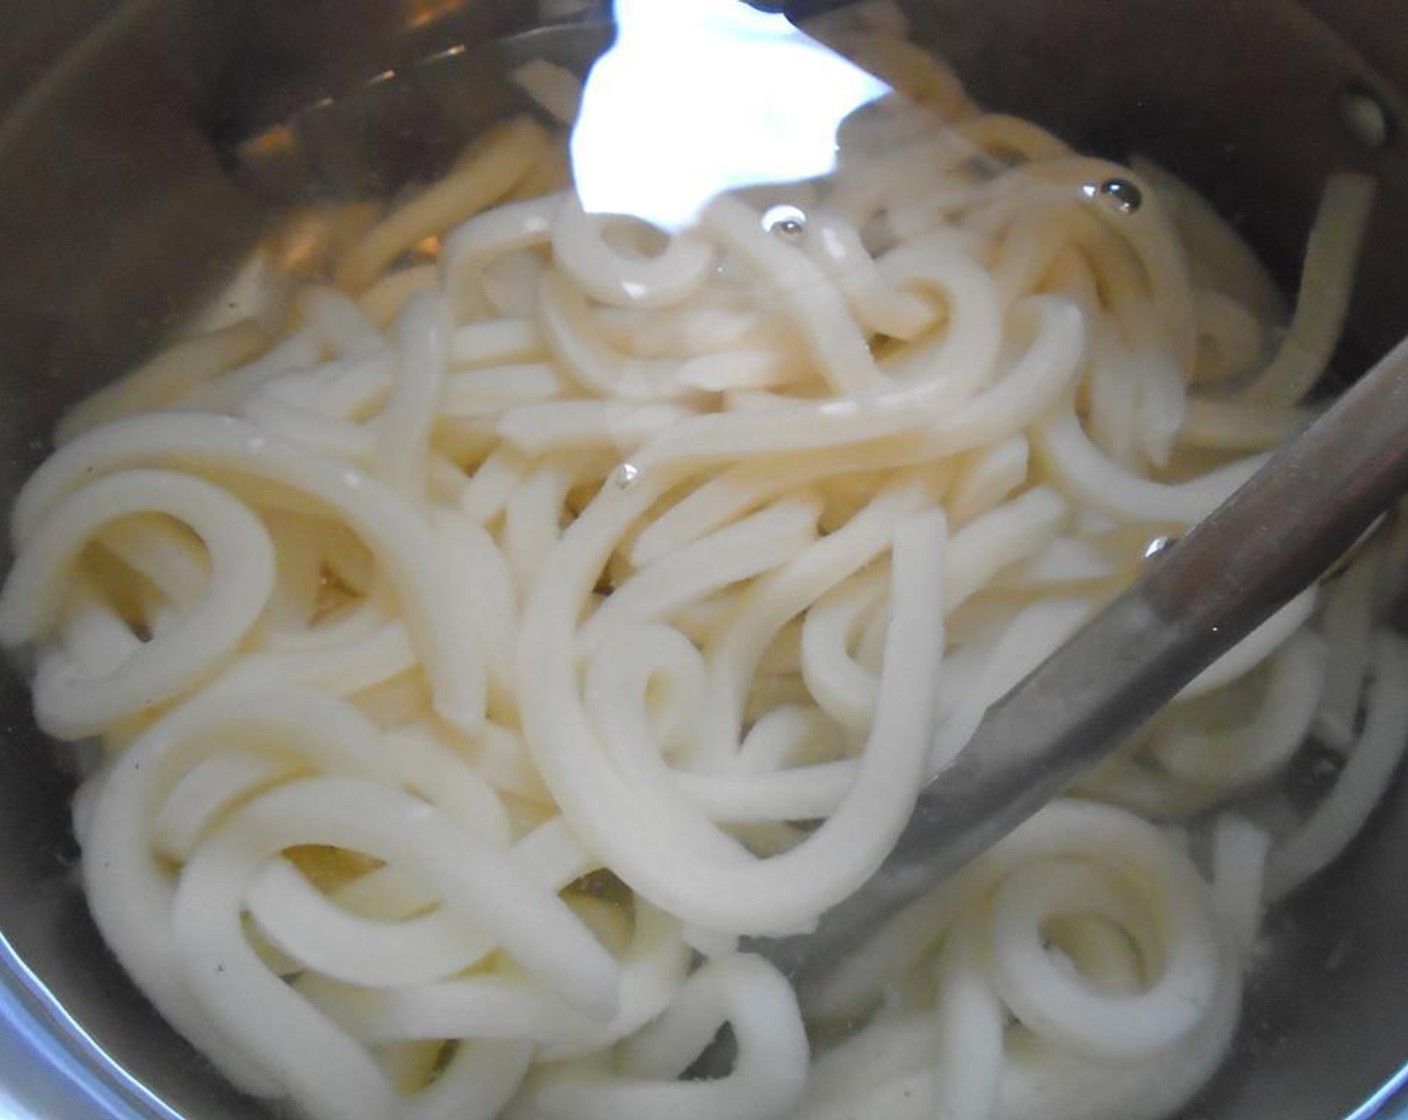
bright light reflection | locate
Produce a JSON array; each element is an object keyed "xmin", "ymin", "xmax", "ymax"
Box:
[{"xmin": 571, "ymin": 0, "xmax": 891, "ymax": 230}]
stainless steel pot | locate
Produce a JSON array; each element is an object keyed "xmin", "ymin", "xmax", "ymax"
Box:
[{"xmin": 1, "ymin": 1, "xmax": 1407, "ymax": 1116}]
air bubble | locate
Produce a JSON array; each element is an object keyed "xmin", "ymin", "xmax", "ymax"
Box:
[
  {"xmin": 1338, "ymin": 86, "xmax": 1392, "ymax": 149},
  {"xmin": 761, "ymin": 204, "xmax": 808, "ymax": 242},
  {"xmin": 1082, "ymin": 177, "xmax": 1143, "ymax": 215},
  {"xmin": 1143, "ymin": 534, "xmax": 1177, "ymax": 560}
]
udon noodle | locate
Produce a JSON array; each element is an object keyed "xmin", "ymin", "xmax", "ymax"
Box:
[{"xmin": 1, "ymin": 6, "xmax": 1403, "ymax": 1119}]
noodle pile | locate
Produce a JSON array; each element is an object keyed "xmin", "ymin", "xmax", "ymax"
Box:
[{"xmin": 1, "ymin": 8, "xmax": 1404, "ymax": 1119}]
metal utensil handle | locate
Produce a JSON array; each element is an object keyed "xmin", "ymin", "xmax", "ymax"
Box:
[{"xmin": 758, "ymin": 334, "xmax": 1408, "ymax": 985}]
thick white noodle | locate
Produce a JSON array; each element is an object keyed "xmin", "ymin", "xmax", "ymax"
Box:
[
  {"xmin": 1242, "ymin": 173, "xmax": 1376, "ymax": 403},
  {"xmin": 0, "ymin": 470, "xmax": 275, "ymax": 738},
  {"xmin": 552, "ymin": 195, "xmax": 715, "ymax": 310},
  {"xmin": 1153, "ymin": 630, "xmax": 1329, "ymax": 791},
  {"xmin": 339, "ymin": 117, "xmax": 550, "ymax": 293},
  {"xmin": 9, "ymin": 413, "xmax": 487, "ymax": 732},
  {"xmin": 518, "ymin": 507, "xmax": 946, "ymax": 934},
  {"xmin": 1267, "ymin": 632, "xmax": 1408, "ymax": 902}
]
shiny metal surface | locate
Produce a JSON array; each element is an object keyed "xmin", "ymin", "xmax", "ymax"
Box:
[
  {"xmin": 2, "ymin": 2, "xmax": 1408, "ymax": 1118},
  {"xmin": 229, "ymin": 18, "xmax": 614, "ymax": 204}
]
